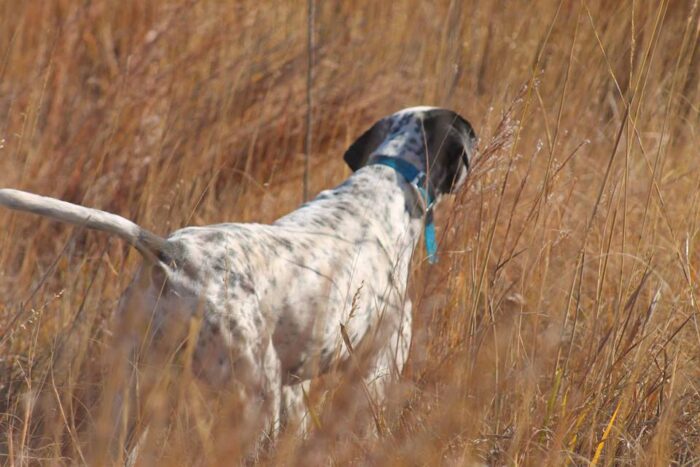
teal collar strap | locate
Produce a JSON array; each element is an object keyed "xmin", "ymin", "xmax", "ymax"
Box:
[{"xmin": 370, "ymin": 155, "xmax": 438, "ymax": 264}]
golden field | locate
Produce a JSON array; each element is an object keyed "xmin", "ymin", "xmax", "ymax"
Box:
[{"xmin": 0, "ymin": 0, "xmax": 699, "ymax": 465}]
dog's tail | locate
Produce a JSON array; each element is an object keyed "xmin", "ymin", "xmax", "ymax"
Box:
[{"xmin": 0, "ymin": 188, "xmax": 169, "ymax": 262}]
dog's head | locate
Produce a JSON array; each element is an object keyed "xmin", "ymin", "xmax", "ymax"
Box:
[{"xmin": 344, "ymin": 107, "xmax": 477, "ymax": 197}]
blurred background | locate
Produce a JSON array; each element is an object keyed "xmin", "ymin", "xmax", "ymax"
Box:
[{"xmin": 0, "ymin": 0, "xmax": 698, "ymax": 464}]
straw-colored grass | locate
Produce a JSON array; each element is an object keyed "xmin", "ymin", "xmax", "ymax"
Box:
[{"xmin": 1, "ymin": 0, "xmax": 699, "ymax": 465}]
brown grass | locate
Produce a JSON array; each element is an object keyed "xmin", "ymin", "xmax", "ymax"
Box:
[{"xmin": 1, "ymin": 0, "xmax": 699, "ymax": 465}]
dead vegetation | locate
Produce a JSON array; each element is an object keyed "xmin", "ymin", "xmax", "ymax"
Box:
[{"xmin": 1, "ymin": 0, "xmax": 699, "ymax": 465}]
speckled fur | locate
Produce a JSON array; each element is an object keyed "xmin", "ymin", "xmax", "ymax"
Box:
[{"xmin": 0, "ymin": 106, "xmax": 477, "ymax": 438}]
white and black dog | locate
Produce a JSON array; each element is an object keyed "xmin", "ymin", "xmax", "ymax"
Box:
[{"xmin": 0, "ymin": 106, "xmax": 476, "ymax": 437}]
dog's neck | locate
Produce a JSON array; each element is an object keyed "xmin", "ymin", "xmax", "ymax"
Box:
[
  {"xmin": 346, "ymin": 164, "xmax": 426, "ymax": 257},
  {"xmin": 275, "ymin": 164, "xmax": 425, "ymax": 274}
]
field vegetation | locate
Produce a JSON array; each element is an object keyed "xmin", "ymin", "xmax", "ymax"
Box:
[{"xmin": 0, "ymin": 0, "xmax": 699, "ymax": 464}]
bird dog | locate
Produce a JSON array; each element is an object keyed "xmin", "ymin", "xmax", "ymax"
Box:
[{"xmin": 0, "ymin": 106, "xmax": 476, "ymax": 440}]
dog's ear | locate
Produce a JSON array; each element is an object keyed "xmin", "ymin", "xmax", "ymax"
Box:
[
  {"xmin": 422, "ymin": 109, "xmax": 477, "ymax": 195},
  {"xmin": 343, "ymin": 119, "xmax": 390, "ymax": 171}
]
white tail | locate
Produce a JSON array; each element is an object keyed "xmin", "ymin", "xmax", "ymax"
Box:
[{"xmin": 0, "ymin": 188, "xmax": 168, "ymax": 262}]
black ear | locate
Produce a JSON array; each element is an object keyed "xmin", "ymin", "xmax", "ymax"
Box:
[
  {"xmin": 343, "ymin": 119, "xmax": 389, "ymax": 171},
  {"xmin": 423, "ymin": 109, "xmax": 477, "ymax": 194}
]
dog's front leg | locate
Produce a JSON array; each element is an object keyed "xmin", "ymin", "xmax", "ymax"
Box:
[
  {"xmin": 364, "ymin": 299, "xmax": 413, "ymax": 402},
  {"xmin": 280, "ymin": 380, "xmax": 311, "ymax": 436}
]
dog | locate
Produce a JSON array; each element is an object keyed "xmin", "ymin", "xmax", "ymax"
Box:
[{"xmin": 0, "ymin": 106, "xmax": 476, "ymax": 446}]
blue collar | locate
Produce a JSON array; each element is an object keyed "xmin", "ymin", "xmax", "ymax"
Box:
[{"xmin": 370, "ymin": 155, "xmax": 438, "ymax": 264}]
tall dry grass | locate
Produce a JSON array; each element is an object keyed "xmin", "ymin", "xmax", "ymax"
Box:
[{"xmin": 0, "ymin": 0, "xmax": 699, "ymax": 465}]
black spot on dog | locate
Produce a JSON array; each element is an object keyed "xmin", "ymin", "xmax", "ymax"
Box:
[
  {"xmin": 240, "ymin": 280, "xmax": 254, "ymax": 295},
  {"xmin": 202, "ymin": 231, "xmax": 226, "ymax": 244},
  {"xmin": 227, "ymin": 318, "xmax": 243, "ymax": 339},
  {"xmin": 228, "ymin": 272, "xmax": 241, "ymax": 287},
  {"xmin": 273, "ymin": 237, "xmax": 294, "ymax": 252},
  {"xmin": 210, "ymin": 256, "xmax": 227, "ymax": 273}
]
